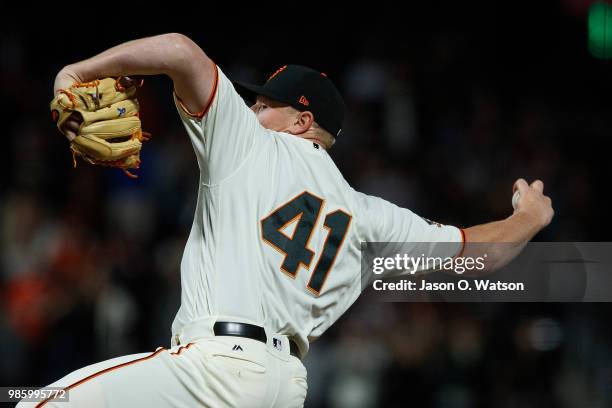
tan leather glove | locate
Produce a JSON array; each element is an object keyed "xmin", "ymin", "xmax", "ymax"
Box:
[{"xmin": 50, "ymin": 77, "xmax": 150, "ymax": 178}]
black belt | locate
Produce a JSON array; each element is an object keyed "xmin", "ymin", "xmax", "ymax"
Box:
[{"xmin": 213, "ymin": 321, "xmax": 301, "ymax": 359}]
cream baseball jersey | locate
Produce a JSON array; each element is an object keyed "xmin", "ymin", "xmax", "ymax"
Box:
[{"xmin": 172, "ymin": 65, "xmax": 464, "ymax": 356}]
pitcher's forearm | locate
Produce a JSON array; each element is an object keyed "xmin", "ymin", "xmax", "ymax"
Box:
[
  {"xmin": 462, "ymin": 211, "xmax": 544, "ymax": 272},
  {"xmin": 54, "ymin": 33, "xmax": 201, "ymax": 92},
  {"xmin": 53, "ymin": 33, "xmax": 215, "ymax": 134},
  {"xmin": 464, "ymin": 210, "xmax": 542, "ymax": 244}
]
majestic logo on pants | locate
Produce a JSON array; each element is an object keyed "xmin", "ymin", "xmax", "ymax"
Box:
[
  {"xmin": 232, "ymin": 344, "xmax": 243, "ymax": 351},
  {"xmin": 272, "ymin": 337, "xmax": 283, "ymax": 351}
]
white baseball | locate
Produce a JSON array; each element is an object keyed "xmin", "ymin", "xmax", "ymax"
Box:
[{"xmin": 512, "ymin": 190, "xmax": 521, "ymax": 210}]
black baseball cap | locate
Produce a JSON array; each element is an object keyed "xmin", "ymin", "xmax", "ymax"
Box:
[{"xmin": 233, "ymin": 65, "xmax": 345, "ymax": 137}]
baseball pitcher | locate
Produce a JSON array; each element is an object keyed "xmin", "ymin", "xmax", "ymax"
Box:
[{"xmin": 21, "ymin": 33, "xmax": 553, "ymax": 407}]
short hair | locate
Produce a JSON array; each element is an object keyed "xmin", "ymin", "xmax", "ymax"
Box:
[{"xmin": 311, "ymin": 121, "xmax": 336, "ymax": 149}]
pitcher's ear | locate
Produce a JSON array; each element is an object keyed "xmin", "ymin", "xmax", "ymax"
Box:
[{"xmin": 292, "ymin": 111, "xmax": 315, "ymax": 134}]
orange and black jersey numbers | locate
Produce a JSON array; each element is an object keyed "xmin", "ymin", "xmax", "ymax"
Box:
[
  {"xmin": 261, "ymin": 191, "xmax": 352, "ymax": 296},
  {"xmin": 261, "ymin": 192, "xmax": 323, "ymax": 277},
  {"xmin": 306, "ymin": 209, "xmax": 351, "ymax": 294}
]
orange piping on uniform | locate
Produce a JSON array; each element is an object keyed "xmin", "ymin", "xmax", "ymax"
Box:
[
  {"xmin": 35, "ymin": 347, "xmax": 166, "ymax": 407},
  {"xmin": 175, "ymin": 62, "xmax": 219, "ymax": 119}
]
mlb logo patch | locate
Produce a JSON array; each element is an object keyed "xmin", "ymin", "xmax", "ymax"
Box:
[{"xmin": 272, "ymin": 337, "xmax": 283, "ymax": 351}]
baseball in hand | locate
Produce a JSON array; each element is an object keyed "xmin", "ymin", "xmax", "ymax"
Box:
[{"xmin": 512, "ymin": 190, "xmax": 521, "ymax": 210}]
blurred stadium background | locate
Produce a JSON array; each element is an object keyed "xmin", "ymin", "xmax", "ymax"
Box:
[{"xmin": 1, "ymin": 1, "xmax": 611, "ymax": 407}]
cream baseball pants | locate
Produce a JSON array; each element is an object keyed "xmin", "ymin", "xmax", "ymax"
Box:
[{"xmin": 17, "ymin": 331, "xmax": 307, "ymax": 407}]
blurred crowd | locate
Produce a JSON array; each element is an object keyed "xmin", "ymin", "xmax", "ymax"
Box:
[{"xmin": 1, "ymin": 3, "xmax": 611, "ymax": 407}]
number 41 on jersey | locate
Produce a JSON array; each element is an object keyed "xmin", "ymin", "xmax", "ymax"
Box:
[{"xmin": 261, "ymin": 191, "xmax": 352, "ymax": 295}]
